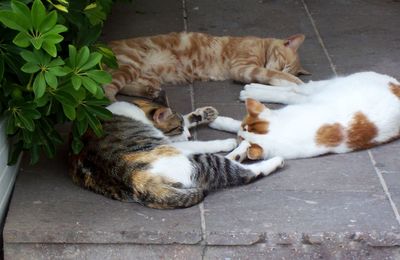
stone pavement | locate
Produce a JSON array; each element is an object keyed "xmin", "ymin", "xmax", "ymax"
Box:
[{"xmin": 3, "ymin": 0, "xmax": 400, "ymax": 259}]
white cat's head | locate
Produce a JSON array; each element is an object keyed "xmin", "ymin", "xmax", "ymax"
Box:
[{"xmin": 237, "ymin": 98, "xmax": 271, "ymax": 160}]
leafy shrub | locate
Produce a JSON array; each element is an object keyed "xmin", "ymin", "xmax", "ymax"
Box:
[{"xmin": 0, "ymin": 0, "xmax": 119, "ymax": 165}]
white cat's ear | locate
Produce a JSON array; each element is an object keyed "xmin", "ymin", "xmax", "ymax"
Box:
[
  {"xmin": 284, "ymin": 34, "xmax": 305, "ymax": 51},
  {"xmin": 153, "ymin": 107, "xmax": 173, "ymax": 123},
  {"xmin": 245, "ymin": 98, "xmax": 266, "ymax": 117},
  {"xmin": 247, "ymin": 143, "xmax": 264, "ymax": 160}
]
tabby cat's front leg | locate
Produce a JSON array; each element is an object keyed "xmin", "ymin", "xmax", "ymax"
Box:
[
  {"xmin": 230, "ymin": 65, "xmax": 303, "ymax": 86},
  {"xmin": 184, "ymin": 107, "xmax": 219, "ymax": 129}
]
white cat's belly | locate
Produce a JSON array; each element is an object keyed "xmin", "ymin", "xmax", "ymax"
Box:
[{"xmin": 149, "ymin": 155, "xmax": 194, "ymax": 188}]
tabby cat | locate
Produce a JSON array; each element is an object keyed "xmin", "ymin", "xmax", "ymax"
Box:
[
  {"xmin": 210, "ymin": 72, "xmax": 400, "ymax": 160},
  {"xmin": 104, "ymin": 32, "xmax": 309, "ymax": 101},
  {"xmin": 69, "ymin": 99, "xmax": 284, "ymax": 209}
]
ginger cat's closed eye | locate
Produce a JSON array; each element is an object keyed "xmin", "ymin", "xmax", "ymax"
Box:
[{"xmin": 104, "ymin": 32, "xmax": 308, "ymax": 101}]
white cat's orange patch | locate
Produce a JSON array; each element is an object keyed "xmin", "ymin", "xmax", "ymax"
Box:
[
  {"xmin": 315, "ymin": 123, "xmax": 344, "ymax": 147},
  {"xmin": 346, "ymin": 112, "xmax": 377, "ymax": 150},
  {"xmin": 389, "ymin": 82, "xmax": 400, "ymax": 99}
]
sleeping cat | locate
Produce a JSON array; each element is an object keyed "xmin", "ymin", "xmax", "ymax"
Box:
[
  {"xmin": 104, "ymin": 32, "xmax": 310, "ymax": 101},
  {"xmin": 210, "ymin": 72, "xmax": 400, "ymax": 160},
  {"xmin": 69, "ymin": 99, "xmax": 284, "ymax": 209}
]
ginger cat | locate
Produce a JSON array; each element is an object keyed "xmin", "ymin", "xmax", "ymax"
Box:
[
  {"xmin": 210, "ymin": 72, "xmax": 400, "ymax": 160},
  {"xmin": 104, "ymin": 32, "xmax": 309, "ymax": 101}
]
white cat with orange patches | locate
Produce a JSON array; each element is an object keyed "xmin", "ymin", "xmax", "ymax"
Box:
[{"xmin": 211, "ymin": 72, "xmax": 400, "ymax": 160}]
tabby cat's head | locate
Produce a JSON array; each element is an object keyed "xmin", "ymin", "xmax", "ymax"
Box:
[
  {"xmin": 131, "ymin": 92, "xmax": 190, "ymax": 141},
  {"xmin": 267, "ymin": 34, "xmax": 310, "ymax": 76}
]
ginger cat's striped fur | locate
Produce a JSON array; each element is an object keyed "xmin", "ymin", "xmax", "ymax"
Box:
[
  {"xmin": 210, "ymin": 72, "xmax": 400, "ymax": 160},
  {"xmin": 104, "ymin": 32, "xmax": 309, "ymax": 101}
]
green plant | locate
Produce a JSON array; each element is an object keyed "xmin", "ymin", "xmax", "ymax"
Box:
[{"xmin": 0, "ymin": 0, "xmax": 119, "ymax": 165}]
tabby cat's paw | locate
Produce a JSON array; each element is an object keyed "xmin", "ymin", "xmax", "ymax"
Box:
[{"xmin": 187, "ymin": 106, "xmax": 219, "ymax": 125}]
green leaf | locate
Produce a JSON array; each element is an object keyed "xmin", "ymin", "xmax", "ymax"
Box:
[
  {"xmin": 35, "ymin": 94, "xmax": 49, "ymax": 107},
  {"xmin": 23, "ymin": 108, "xmax": 41, "ymax": 119},
  {"xmin": 0, "ymin": 10, "xmax": 26, "ymax": 31},
  {"xmin": 42, "ymin": 33, "xmax": 63, "ymax": 44},
  {"xmin": 38, "ymin": 10, "xmax": 57, "ymax": 32},
  {"xmin": 86, "ymin": 70, "xmax": 112, "ymax": 84},
  {"xmin": 95, "ymin": 45, "xmax": 118, "ymax": 69},
  {"xmin": 46, "ymin": 24, "xmax": 67, "ymax": 34},
  {"xmin": 68, "ymin": 45, "xmax": 77, "ymax": 67},
  {"xmin": 21, "ymin": 62, "xmax": 40, "ymax": 73},
  {"xmin": 42, "ymin": 40, "xmax": 57, "ymax": 57},
  {"xmin": 80, "ymin": 52, "xmax": 102, "ymax": 71},
  {"xmin": 71, "ymin": 74, "xmax": 82, "ymax": 89},
  {"xmin": 48, "ymin": 66, "xmax": 67, "ymax": 76},
  {"xmin": 81, "ymin": 76, "xmax": 98, "ymax": 94},
  {"xmin": 83, "ymin": 108, "xmax": 102, "ymax": 136},
  {"xmin": 30, "ymin": 36, "xmax": 44, "ymax": 49},
  {"xmin": 76, "ymin": 46, "xmax": 90, "ymax": 68},
  {"xmin": 20, "ymin": 50, "xmax": 37, "ymax": 63},
  {"xmin": 54, "ymin": 90, "xmax": 77, "ymax": 106},
  {"xmin": 85, "ymin": 105, "xmax": 112, "ymax": 120},
  {"xmin": 76, "ymin": 119, "xmax": 88, "ymax": 136},
  {"xmin": 71, "ymin": 137, "xmax": 83, "ymax": 154},
  {"xmin": 33, "ymin": 73, "xmax": 46, "ymax": 98},
  {"xmin": 29, "ymin": 144, "xmax": 40, "ymax": 165},
  {"xmin": 16, "ymin": 113, "xmax": 35, "ymax": 131},
  {"xmin": 48, "ymin": 57, "xmax": 64, "ymax": 67},
  {"xmin": 8, "ymin": 141, "xmax": 23, "ymax": 165},
  {"xmin": 6, "ymin": 115, "xmax": 17, "ymax": 135},
  {"xmin": 31, "ymin": 0, "xmax": 46, "ymax": 30},
  {"xmin": 11, "ymin": 0, "xmax": 31, "ymax": 30},
  {"xmin": 13, "ymin": 31, "xmax": 31, "ymax": 47},
  {"xmin": 44, "ymin": 71, "xmax": 57, "ymax": 88},
  {"xmin": 62, "ymin": 103, "xmax": 75, "ymax": 120},
  {"xmin": 22, "ymin": 129, "xmax": 33, "ymax": 144}
]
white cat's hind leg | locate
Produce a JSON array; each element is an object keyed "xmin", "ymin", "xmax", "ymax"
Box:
[
  {"xmin": 243, "ymin": 157, "xmax": 285, "ymax": 176},
  {"xmin": 225, "ymin": 141, "xmax": 250, "ymax": 162}
]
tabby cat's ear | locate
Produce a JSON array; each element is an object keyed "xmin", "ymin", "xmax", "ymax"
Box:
[
  {"xmin": 153, "ymin": 107, "xmax": 173, "ymax": 123},
  {"xmin": 284, "ymin": 34, "xmax": 305, "ymax": 51},
  {"xmin": 245, "ymin": 98, "xmax": 266, "ymax": 117},
  {"xmin": 247, "ymin": 143, "xmax": 264, "ymax": 160},
  {"xmin": 152, "ymin": 90, "xmax": 170, "ymax": 107}
]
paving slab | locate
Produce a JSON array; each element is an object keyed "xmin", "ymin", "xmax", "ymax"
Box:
[
  {"xmin": 101, "ymin": 0, "xmax": 184, "ymax": 41},
  {"xmin": 203, "ymin": 189, "xmax": 400, "ymax": 245},
  {"xmin": 304, "ymin": 0, "xmax": 400, "ymax": 77}
]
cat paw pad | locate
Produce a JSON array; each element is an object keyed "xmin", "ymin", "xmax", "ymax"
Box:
[{"xmin": 189, "ymin": 106, "xmax": 219, "ymax": 125}]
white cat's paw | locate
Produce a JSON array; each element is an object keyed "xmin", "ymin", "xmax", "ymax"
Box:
[
  {"xmin": 219, "ymin": 138, "xmax": 238, "ymax": 152},
  {"xmin": 260, "ymin": 156, "xmax": 285, "ymax": 176},
  {"xmin": 239, "ymin": 90, "xmax": 252, "ymax": 101}
]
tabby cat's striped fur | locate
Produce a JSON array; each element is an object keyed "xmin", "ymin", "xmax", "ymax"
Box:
[
  {"xmin": 69, "ymin": 100, "xmax": 284, "ymax": 209},
  {"xmin": 104, "ymin": 32, "xmax": 309, "ymax": 101}
]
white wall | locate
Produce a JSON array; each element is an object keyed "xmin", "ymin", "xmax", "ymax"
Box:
[{"xmin": 0, "ymin": 117, "xmax": 20, "ymax": 222}]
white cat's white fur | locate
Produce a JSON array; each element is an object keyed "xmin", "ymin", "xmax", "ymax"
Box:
[
  {"xmin": 107, "ymin": 101, "xmax": 284, "ymax": 187},
  {"xmin": 210, "ymin": 71, "xmax": 400, "ymax": 160}
]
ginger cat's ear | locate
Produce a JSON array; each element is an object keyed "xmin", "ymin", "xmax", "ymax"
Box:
[
  {"xmin": 153, "ymin": 107, "xmax": 173, "ymax": 124},
  {"xmin": 247, "ymin": 143, "xmax": 264, "ymax": 160},
  {"xmin": 297, "ymin": 67, "xmax": 311, "ymax": 75},
  {"xmin": 152, "ymin": 89, "xmax": 170, "ymax": 107},
  {"xmin": 246, "ymin": 98, "xmax": 266, "ymax": 117},
  {"xmin": 284, "ymin": 34, "xmax": 305, "ymax": 51}
]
